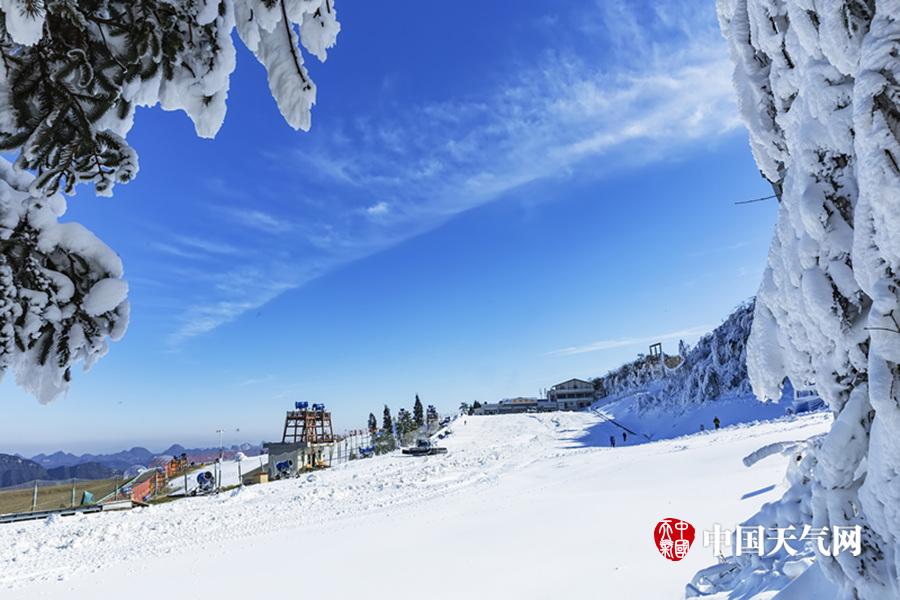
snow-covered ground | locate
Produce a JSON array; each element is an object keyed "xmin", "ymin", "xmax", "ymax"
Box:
[
  {"xmin": 590, "ymin": 389, "xmax": 800, "ymax": 447},
  {"xmin": 0, "ymin": 411, "xmax": 831, "ymax": 599}
]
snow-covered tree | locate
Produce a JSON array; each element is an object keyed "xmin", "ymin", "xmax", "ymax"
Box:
[
  {"xmin": 592, "ymin": 301, "xmax": 755, "ymax": 411},
  {"xmin": 413, "ymin": 394, "xmax": 424, "ymax": 428},
  {"xmin": 426, "ymin": 404, "xmax": 438, "ymax": 431},
  {"xmin": 375, "ymin": 404, "xmax": 396, "ymax": 454},
  {"xmin": 0, "ymin": 1, "xmax": 340, "ymax": 402},
  {"xmin": 702, "ymin": 0, "xmax": 900, "ymax": 597},
  {"xmin": 381, "ymin": 405, "xmax": 393, "ymax": 436},
  {"xmin": 367, "ymin": 412, "xmax": 377, "ymax": 435},
  {"xmin": 396, "ymin": 407, "xmax": 415, "ymax": 446}
]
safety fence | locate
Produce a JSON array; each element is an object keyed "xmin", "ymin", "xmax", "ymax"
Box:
[{"xmin": 0, "ymin": 475, "xmax": 135, "ymax": 515}]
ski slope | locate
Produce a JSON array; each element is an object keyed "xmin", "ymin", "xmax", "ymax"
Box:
[
  {"xmin": 0, "ymin": 411, "xmax": 832, "ymax": 599},
  {"xmin": 589, "ymin": 389, "xmax": 800, "ymax": 448},
  {"xmin": 165, "ymin": 454, "xmax": 269, "ymax": 495}
]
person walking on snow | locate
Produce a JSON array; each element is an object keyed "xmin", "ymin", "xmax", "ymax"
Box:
[{"xmin": 713, "ymin": 417, "xmax": 720, "ymax": 430}]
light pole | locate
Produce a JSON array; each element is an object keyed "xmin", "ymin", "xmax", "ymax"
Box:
[
  {"xmin": 216, "ymin": 428, "xmax": 225, "ymax": 462},
  {"xmin": 215, "ymin": 427, "xmax": 241, "ymax": 490}
]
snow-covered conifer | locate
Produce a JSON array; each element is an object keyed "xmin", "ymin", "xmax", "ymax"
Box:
[
  {"xmin": 701, "ymin": 1, "xmax": 900, "ymax": 596},
  {"xmin": 413, "ymin": 394, "xmax": 424, "ymax": 428}
]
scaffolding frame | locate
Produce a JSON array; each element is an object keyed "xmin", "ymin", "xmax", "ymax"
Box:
[{"xmin": 282, "ymin": 409, "xmax": 334, "ymax": 444}]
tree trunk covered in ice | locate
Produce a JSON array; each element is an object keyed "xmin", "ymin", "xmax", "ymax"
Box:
[
  {"xmin": 0, "ymin": 1, "xmax": 339, "ymax": 402},
  {"xmin": 718, "ymin": 0, "xmax": 900, "ymax": 596}
]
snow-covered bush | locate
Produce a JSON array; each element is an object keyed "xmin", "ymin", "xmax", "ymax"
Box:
[
  {"xmin": 0, "ymin": 1, "xmax": 340, "ymax": 401},
  {"xmin": 701, "ymin": 0, "xmax": 900, "ymax": 597}
]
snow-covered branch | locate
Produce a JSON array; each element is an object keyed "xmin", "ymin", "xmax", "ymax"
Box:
[
  {"xmin": 0, "ymin": 0, "xmax": 339, "ymax": 402},
  {"xmin": 703, "ymin": 0, "xmax": 900, "ymax": 597}
]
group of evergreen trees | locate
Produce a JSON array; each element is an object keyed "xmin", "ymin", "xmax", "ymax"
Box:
[
  {"xmin": 458, "ymin": 401, "xmax": 481, "ymax": 416},
  {"xmin": 367, "ymin": 395, "xmax": 440, "ymax": 454}
]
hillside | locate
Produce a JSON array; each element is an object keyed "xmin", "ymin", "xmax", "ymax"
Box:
[
  {"xmin": 583, "ymin": 300, "xmax": 809, "ymax": 445},
  {"xmin": 45, "ymin": 463, "xmax": 117, "ymax": 481},
  {"xmin": 0, "ymin": 412, "xmax": 831, "ymax": 599},
  {"xmin": 0, "ymin": 454, "xmax": 47, "ymax": 488},
  {"xmin": 593, "ymin": 300, "xmax": 757, "ymax": 412}
]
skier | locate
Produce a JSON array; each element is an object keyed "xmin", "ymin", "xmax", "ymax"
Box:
[
  {"xmin": 622, "ymin": 432, "xmax": 627, "ymax": 442},
  {"xmin": 713, "ymin": 416, "xmax": 720, "ymax": 430},
  {"xmin": 609, "ymin": 435, "xmax": 616, "ymax": 447}
]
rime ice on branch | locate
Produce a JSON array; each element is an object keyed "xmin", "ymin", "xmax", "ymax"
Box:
[
  {"xmin": 696, "ymin": 0, "xmax": 900, "ymax": 597},
  {"xmin": 0, "ymin": 1, "xmax": 339, "ymax": 402}
]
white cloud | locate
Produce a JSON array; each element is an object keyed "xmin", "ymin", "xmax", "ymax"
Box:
[
  {"xmin": 547, "ymin": 325, "xmax": 713, "ymax": 357},
  {"xmin": 290, "ymin": 19, "xmax": 738, "ymax": 232},
  {"xmin": 224, "ymin": 208, "xmax": 295, "ymax": 234},
  {"xmin": 150, "ymin": 236, "xmax": 239, "ymax": 260},
  {"xmin": 173, "ymin": 235, "xmax": 240, "ymax": 256},
  {"xmin": 365, "ymin": 201, "xmax": 390, "ymax": 217},
  {"xmin": 166, "ymin": 2, "xmax": 740, "ymax": 344}
]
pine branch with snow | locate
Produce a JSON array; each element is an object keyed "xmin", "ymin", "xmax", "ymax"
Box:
[
  {"xmin": 0, "ymin": 157, "xmax": 128, "ymax": 403},
  {"xmin": 0, "ymin": 0, "xmax": 340, "ymax": 402}
]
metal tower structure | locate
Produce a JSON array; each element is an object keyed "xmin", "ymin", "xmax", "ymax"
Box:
[{"xmin": 282, "ymin": 402, "xmax": 334, "ymax": 444}]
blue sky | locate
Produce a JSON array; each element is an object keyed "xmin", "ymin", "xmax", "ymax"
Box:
[{"xmin": 1, "ymin": 0, "xmax": 779, "ymax": 454}]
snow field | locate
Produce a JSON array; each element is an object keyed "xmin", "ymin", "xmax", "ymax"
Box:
[{"xmin": 0, "ymin": 411, "xmax": 831, "ymax": 599}]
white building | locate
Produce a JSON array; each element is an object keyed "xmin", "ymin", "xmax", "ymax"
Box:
[
  {"xmin": 473, "ymin": 397, "xmax": 559, "ymax": 416},
  {"xmin": 547, "ymin": 378, "xmax": 596, "ymax": 411}
]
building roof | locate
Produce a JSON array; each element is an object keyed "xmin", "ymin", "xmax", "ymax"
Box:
[
  {"xmin": 551, "ymin": 378, "xmax": 593, "ymax": 388},
  {"xmin": 499, "ymin": 397, "xmax": 539, "ymax": 404}
]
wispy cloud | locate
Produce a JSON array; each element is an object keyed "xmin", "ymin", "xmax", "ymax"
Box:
[
  {"xmin": 173, "ymin": 235, "xmax": 240, "ymax": 256},
  {"xmin": 150, "ymin": 236, "xmax": 238, "ymax": 261},
  {"xmin": 165, "ymin": 1, "xmax": 739, "ymax": 344},
  {"xmin": 547, "ymin": 325, "xmax": 712, "ymax": 357},
  {"xmin": 238, "ymin": 375, "xmax": 275, "ymax": 386},
  {"xmin": 166, "ymin": 264, "xmax": 310, "ymax": 346},
  {"xmin": 288, "ymin": 10, "xmax": 737, "ymax": 231},
  {"xmin": 224, "ymin": 207, "xmax": 295, "ymax": 234}
]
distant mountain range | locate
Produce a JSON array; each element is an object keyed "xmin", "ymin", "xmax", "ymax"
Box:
[
  {"xmin": 0, "ymin": 442, "xmax": 262, "ymax": 489},
  {"xmin": 0, "ymin": 454, "xmax": 48, "ymax": 488}
]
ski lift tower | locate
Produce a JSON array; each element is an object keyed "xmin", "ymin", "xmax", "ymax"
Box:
[{"xmin": 282, "ymin": 402, "xmax": 335, "ymax": 445}]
